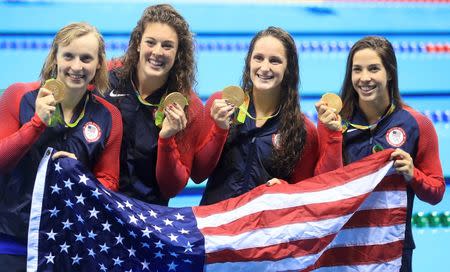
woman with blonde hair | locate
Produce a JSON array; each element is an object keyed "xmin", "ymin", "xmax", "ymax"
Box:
[{"xmin": 0, "ymin": 22, "xmax": 122, "ymax": 269}]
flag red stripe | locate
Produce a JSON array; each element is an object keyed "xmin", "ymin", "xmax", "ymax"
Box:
[
  {"xmin": 345, "ymin": 208, "xmax": 407, "ymax": 228},
  {"xmin": 374, "ymin": 175, "xmax": 407, "ymax": 191},
  {"xmin": 193, "ymin": 150, "xmax": 393, "ymax": 218},
  {"xmin": 200, "ymin": 194, "xmax": 368, "ymax": 236},
  {"xmin": 306, "ymin": 240, "xmax": 404, "ymax": 269},
  {"xmin": 205, "ymin": 234, "xmax": 336, "ymax": 264}
]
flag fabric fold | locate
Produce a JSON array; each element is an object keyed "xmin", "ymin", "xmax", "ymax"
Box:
[{"xmin": 27, "ymin": 148, "xmax": 405, "ymax": 272}]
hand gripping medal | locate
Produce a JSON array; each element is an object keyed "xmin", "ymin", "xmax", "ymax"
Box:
[
  {"xmin": 222, "ymin": 85, "xmax": 245, "ymax": 107},
  {"xmin": 154, "ymin": 92, "xmax": 188, "ymax": 128},
  {"xmin": 43, "ymin": 79, "xmax": 66, "ymax": 127},
  {"xmin": 162, "ymin": 92, "xmax": 188, "ymax": 110},
  {"xmin": 320, "ymin": 93, "xmax": 343, "ymax": 113},
  {"xmin": 43, "ymin": 78, "xmax": 66, "ymax": 103}
]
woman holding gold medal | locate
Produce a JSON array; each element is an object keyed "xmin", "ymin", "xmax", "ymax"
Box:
[
  {"xmin": 316, "ymin": 36, "xmax": 445, "ymax": 271},
  {"xmin": 195, "ymin": 27, "xmax": 333, "ymax": 205},
  {"xmin": 105, "ymin": 4, "xmax": 204, "ymax": 205},
  {"xmin": 0, "ymin": 22, "xmax": 122, "ymax": 270}
]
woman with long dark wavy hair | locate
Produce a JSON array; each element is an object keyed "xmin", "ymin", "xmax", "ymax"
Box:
[
  {"xmin": 316, "ymin": 36, "xmax": 445, "ymax": 271},
  {"xmin": 105, "ymin": 4, "xmax": 204, "ymax": 205},
  {"xmin": 195, "ymin": 27, "xmax": 328, "ymax": 205}
]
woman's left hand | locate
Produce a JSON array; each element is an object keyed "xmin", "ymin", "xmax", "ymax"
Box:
[
  {"xmin": 159, "ymin": 103, "xmax": 188, "ymax": 138},
  {"xmin": 390, "ymin": 148, "xmax": 414, "ymax": 181},
  {"xmin": 52, "ymin": 151, "xmax": 78, "ymax": 160},
  {"xmin": 266, "ymin": 178, "xmax": 287, "ymax": 187}
]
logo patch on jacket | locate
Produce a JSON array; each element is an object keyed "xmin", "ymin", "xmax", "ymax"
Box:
[
  {"xmin": 83, "ymin": 122, "xmax": 102, "ymax": 143},
  {"xmin": 386, "ymin": 127, "xmax": 406, "ymax": 147}
]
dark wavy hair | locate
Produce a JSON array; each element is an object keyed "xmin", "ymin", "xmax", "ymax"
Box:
[
  {"xmin": 241, "ymin": 26, "xmax": 306, "ymax": 179},
  {"xmin": 340, "ymin": 36, "xmax": 403, "ymax": 120},
  {"xmin": 117, "ymin": 4, "xmax": 196, "ymax": 97}
]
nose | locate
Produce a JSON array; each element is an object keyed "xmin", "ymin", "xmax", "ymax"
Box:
[
  {"xmin": 260, "ymin": 59, "xmax": 270, "ymax": 72},
  {"xmin": 72, "ymin": 58, "xmax": 82, "ymax": 71},
  {"xmin": 153, "ymin": 43, "xmax": 163, "ymax": 56},
  {"xmin": 360, "ymin": 70, "xmax": 371, "ymax": 81}
]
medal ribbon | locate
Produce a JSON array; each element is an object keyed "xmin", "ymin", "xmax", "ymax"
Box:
[
  {"xmin": 48, "ymin": 94, "xmax": 89, "ymax": 128},
  {"xmin": 342, "ymin": 103, "xmax": 396, "ymax": 133},
  {"xmin": 236, "ymin": 93, "xmax": 281, "ymax": 124}
]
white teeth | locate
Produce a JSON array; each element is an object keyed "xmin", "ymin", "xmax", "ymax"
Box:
[
  {"xmin": 360, "ymin": 86, "xmax": 375, "ymax": 92},
  {"xmin": 149, "ymin": 59, "xmax": 164, "ymax": 67},
  {"xmin": 257, "ymin": 74, "xmax": 273, "ymax": 80},
  {"xmin": 69, "ymin": 74, "xmax": 83, "ymax": 79}
]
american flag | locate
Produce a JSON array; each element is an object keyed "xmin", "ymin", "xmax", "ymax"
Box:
[{"xmin": 27, "ymin": 148, "xmax": 405, "ymax": 272}]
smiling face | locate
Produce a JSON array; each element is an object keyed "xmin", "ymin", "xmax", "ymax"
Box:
[
  {"xmin": 55, "ymin": 33, "xmax": 100, "ymax": 95},
  {"xmin": 351, "ymin": 48, "xmax": 391, "ymax": 108},
  {"xmin": 249, "ymin": 36, "xmax": 288, "ymax": 94},
  {"xmin": 137, "ymin": 22, "xmax": 179, "ymax": 84}
]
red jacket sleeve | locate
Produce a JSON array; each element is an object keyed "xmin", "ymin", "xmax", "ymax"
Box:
[
  {"xmin": 156, "ymin": 92, "xmax": 205, "ymax": 198},
  {"xmin": 0, "ymin": 82, "xmax": 46, "ymax": 173},
  {"xmin": 314, "ymin": 120, "xmax": 344, "ymax": 175},
  {"xmin": 190, "ymin": 91, "xmax": 229, "ymax": 183},
  {"xmin": 92, "ymin": 95, "xmax": 123, "ymax": 191},
  {"xmin": 406, "ymin": 107, "xmax": 445, "ymax": 205}
]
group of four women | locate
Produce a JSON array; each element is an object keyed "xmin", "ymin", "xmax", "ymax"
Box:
[{"xmin": 0, "ymin": 4, "xmax": 444, "ymax": 271}]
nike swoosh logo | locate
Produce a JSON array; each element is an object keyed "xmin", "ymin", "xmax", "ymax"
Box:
[
  {"xmin": 109, "ymin": 89, "xmax": 128, "ymax": 97},
  {"xmin": 346, "ymin": 128, "xmax": 358, "ymax": 133}
]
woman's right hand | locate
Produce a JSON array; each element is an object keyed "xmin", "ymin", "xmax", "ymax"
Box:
[
  {"xmin": 315, "ymin": 100, "xmax": 342, "ymax": 131},
  {"xmin": 35, "ymin": 87, "xmax": 56, "ymax": 126},
  {"xmin": 210, "ymin": 99, "xmax": 235, "ymax": 130}
]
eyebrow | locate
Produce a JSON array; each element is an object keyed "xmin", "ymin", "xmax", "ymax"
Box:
[{"xmin": 144, "ymin": 37, "xmax": 176, "ymax": 43}]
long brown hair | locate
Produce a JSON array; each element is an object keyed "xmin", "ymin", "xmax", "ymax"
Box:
[
  {"xmin": 340, "ymin": 36, "xmax": 403, "ymax": 120},
  {"xmin": 242, "ymin": 26, "xmax": 306, "ymax": 179},
  {"xmin": 117, "ymin": 4, "xmax": 196, "ymax": 97}
]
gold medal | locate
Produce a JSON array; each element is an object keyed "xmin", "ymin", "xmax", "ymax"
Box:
[
  {"xmin": 43, "ymin": 78, "xmax": 65, "ymax": 103},
  {"xmin": 162, "ymin": 92, "xmax": 188, "ymax": 110},
  {"xmin": 222, "ymin": 85, "xmax": 245, "ymax": 107},
  {"xmin": 321, "ymin": 93, "xmax": 342, "ymax": 113}
]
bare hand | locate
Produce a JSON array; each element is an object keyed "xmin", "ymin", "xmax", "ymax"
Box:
[
  {"xmin": 210, "ymin": 99, "xmax": 235, "ymax": 130},
  {"xmin": 390, "ymin": 148, "xmax": 414, "ymax": 181},
  {"xmin": 266, "ymin": 178, "xmax": 285, "ymax": 187},
  {"xmin": 35, "ymin": 87, "xmax": 56, "ymax": 126},
  {"xmin": 159, "ymin": 103, "xmax": 188, "ymax": 138},
  {"xmin": 52, "ymin": 151, "xmax": 78, "ymax": 160},
  {"xmin": 315, "ymin": 100, "xmax": 342, "ymax": 131}
]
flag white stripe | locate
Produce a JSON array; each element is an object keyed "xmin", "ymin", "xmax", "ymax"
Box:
[
  {"xmin": 205, "ymin": 226, "xmax": 404, "ymax": 271},
  {"xmin": 197, "ymin": 162, "xmax": 393, "ymax": 229},
  {"xmin": 205, "ymin": 250, "xmax": 402, "ymax": 272},
  {"xmin": 205, "ymin": 254, "xmax": 318, "ymax": 272},
  {"xmin": 330, "ymin": 224, "xmax": 405, "ymax": 248},
  {"xmin": 205, "ymin": 215, "xmax": 352, "ymax": 252},
  {"xmin": 359, "ymin": 191, "xmax": 407, "ymax": 210},
  {"xmin": 205, "ymin": 221, "xmax": 404, "ymax": 255},
  {"xmin": 27, "ymin": 147, "xmax": 53, "ymax": 272},
  {"xmin": 311, "ymin": 257, "xmax": 402, "ymax": 272}
]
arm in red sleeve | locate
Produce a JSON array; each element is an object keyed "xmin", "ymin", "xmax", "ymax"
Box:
[
  {"xmin": 156, "ymin": 93, "xmax": 204, "ymax": 198},
  {"xmin": 407, "ymin": 108, "xmax": 445, "ymax": 205},
  {"xmin": 314, "ymin": 120, "xmax": 344, "ymax": 175},
  {"xmin": 190, "ymin": 91, "xmax": 229, "ymax": 183},
  {"xmin": 0, "ymin": 82, "xmax": 46, "ymax": 173},
  {"xmin": 92, "ymin": 96, "xmax": 123, "ymax": 191}
]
